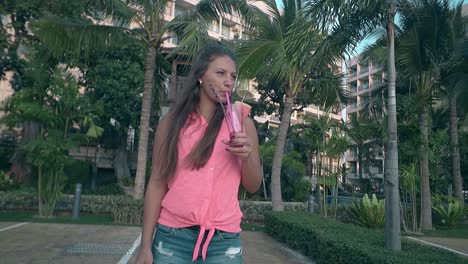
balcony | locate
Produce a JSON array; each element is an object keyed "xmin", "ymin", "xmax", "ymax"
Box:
[
  {"xmin": 346, "ymin": 172, "xmax": 384, "ymax": 180},
  {"xmin": 348, "ymin": 71, "xmax": 357, "ymax": 78},
  {"xmin": 360, "ymin": 66, "xmax": 369, "ymax": 74},
  {"xmin": 348, "ymin": 103, "xmax": 358, "ymax": 112},
  {"xmin": 180, "ymin": 0, "xmax": 199, "ymax": 6},
  {"xmin": 69, "ymin": 146, "xmax": 137, "ymax": 169},
  {"xmin": 359, "ymin": 84, "xmax": 369, "ymax": 91}
]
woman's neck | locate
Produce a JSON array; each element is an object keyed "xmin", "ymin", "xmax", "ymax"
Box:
[{"xmin": 197, "ymin": 100, "xmax": 216, "ymax": 121}]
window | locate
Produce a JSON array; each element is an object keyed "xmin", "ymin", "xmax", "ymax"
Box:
[
  {"xmin": 221, "ymin": 24, "xmax": 230, "ymax": 37},
  {"xmin": 208, "ymin": 21, "xmax": 219, "ymax": 33},
  {"xmin": 174, "ymin": 6, "xmax": 185, "ymax": 17},
  {"xmin": 349, "ymin": 162, "xmax": 357, "ymax": 173}
]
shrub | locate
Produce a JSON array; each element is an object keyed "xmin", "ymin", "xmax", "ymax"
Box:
[
  {"xmin": 82, "ymin": 183, "xmax": 125, "ymax": 195},
  {"xmin": 0, "ymin": 171, "xmax": 17, "ymax": 191},
  {"xmin": 349, "ymin": 193, "xmax": 385, "ymax": 229},
  {"xmin": 265, "ymin": 211, "xmax": 467, "ymax": 264},
  {"xmin": 1, "ymin": 191, "xmax": 306, "ymax": 225},
  {"xmin": 433, "ymin": 200, "xmax": 466, "ymax": 227}
]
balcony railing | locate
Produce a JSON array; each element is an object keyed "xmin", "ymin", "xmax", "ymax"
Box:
[
  {"xmin": 348, "ymin": 72, "xmax": 357, "ymax": 78},
  {"xmin": 360, "ymin": 66, "xmax": 369, "ymax": 74},
  {"xmin": 359, "ymin": 84, "xmax": 369, "ymax": 91}
]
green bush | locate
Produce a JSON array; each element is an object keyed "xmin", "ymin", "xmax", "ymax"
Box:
[
  {"xmin": 0, "ymin": 191, "xmax": 140, "ymax": 224},
  {"xmin": 63, "ymin": 160, "xmax": 92, "ymax": 193},
  {"xmin": 0, "ymin": 171, "xmax": 17, "ymax": 191},
  {"xmin": 82, "ymin": 183, "xmax": 125, "ymax": 195},
  {"xmin": 433, "ymin": 201, "xmax": 466, "ymax": 227},
  {"xmin": 349, "ymin": 193, "xmax": 385, "ymax": 229},
  {"xmin": 265, "ymin": 211, "xmax": 467, "ymax": 264},
  {"xmin": 0, "ymin": 191, "xmax": 307, "ymax": 225}
]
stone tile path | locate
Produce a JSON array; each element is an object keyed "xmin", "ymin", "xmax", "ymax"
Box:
[{"xmin": 0, "ymin": 222, "xmax": 313, "ymax": 264}]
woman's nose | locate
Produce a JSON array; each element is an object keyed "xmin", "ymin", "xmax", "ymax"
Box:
[{"xmin": 224, "ymin": 78, "xmax": 234, "ymax": 88}]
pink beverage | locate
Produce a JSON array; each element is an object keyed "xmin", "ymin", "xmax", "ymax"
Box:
[
  {"xmin": 229, "ymin": 102, "xmax": 243, "ymax": 147},
  {"xmin": 228, "ymin": 102, "xmax": 251, "ymax": 148}
]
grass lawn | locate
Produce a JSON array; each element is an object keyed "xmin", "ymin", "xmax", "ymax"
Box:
[
  {"xmin": 419, "ymin": 224, "xmax": 468, "ymax": 239},
  {"xmin": 241, "ymin": 221, "xmax": 265, "ymax": 232},
  {"xmin": 0, "ymin": 210, "xmax": 118, "ymax": 225}
]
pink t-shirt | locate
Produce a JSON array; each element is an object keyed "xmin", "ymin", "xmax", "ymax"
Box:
[{"xmin": 158, "ymin": 107, "xmax": 250, "ymax": 261}]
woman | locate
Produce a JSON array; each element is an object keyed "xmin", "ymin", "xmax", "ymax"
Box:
[{"xmin": 136, "ymin": 44, "xmax": 263, "ymax": 264}]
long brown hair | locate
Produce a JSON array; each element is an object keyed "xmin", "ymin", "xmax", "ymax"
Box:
[{"xmin": 158, "ymin": 44, "xmax": 237, "ymax": 180}]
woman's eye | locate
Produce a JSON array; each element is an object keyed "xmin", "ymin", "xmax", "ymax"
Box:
[{"xmin": 217, "ymin": 71, "xmax": 224, "ymax": 75}]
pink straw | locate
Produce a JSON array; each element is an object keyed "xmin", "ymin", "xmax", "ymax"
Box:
[{"xmin": 225, "ymin": 91, "xmax": 233, "ymax": 121}]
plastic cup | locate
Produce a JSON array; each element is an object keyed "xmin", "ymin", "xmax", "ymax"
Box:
[{"xmin": 227, "ymin": 103, "xmax": 244, "ymax": 147}]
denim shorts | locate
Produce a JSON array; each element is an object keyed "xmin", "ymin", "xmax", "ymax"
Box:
[{"xmin": 152, "ymin": 223, "xmax": 243, "ymax": 264}]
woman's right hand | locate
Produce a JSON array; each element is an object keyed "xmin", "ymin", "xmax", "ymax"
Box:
[{"xmin": 135, "ymin": 249, "xmax": 153, "ymax": 264}]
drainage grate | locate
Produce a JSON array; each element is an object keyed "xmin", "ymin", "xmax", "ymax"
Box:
[{"xmin": 64, "ymin": 243, "xmax": 131, "ymax": 256}]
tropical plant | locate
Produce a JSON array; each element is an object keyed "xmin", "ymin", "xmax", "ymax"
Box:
[
  {"xmin": 260, "ymin": 140, "xmax": 309, "ymax": 202},
  {"xmin": 32, "ymin": 0, "xmax": 258, "ymax": 199},
  {"xmin": 0, "ymin": 170, "xmax": 15, "ymax": 191},
  {"xmin": 77, "ymin": 39, "xmax": 167, "ymax": 186},
  {"xmin": 349, "ymin": 193, "xmax": 385, "ymax": 229},
  {"xmin": 439, "ymin": 3, "xmax": 468, "ymax": 203},
  {"xmin": 237, "ymin": 0, "xmax": 352, "ymax": 211},
  {"xmin": 400, "ymin": 163, "xmax": 419, "ymax": 233},
  {"xmin": 1, "ymin": 49, "xmax": 102, "ymax": 217},
  {"xmin": 306, "ymin": 0, "xmax": 401, "ymax": 249},
  {"xmin": 0, "ymin": 0, "xmax": 87, "ymax": 184},
  {"xmin": 395, "ymin": 0, "xmax": 463, "ymax": 231},
  {"xmin": 281, "ymin": 151, "xmax": 309, "ymax": 202},
  {"xmin": 432, "ymin": 200, "xmax": 466, "ymax": 227}
]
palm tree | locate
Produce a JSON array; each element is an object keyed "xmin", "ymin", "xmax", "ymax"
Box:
[
  {"xmin": 307, "ymin": 0, "xmax": 401, "ymax": 250},
  {"xmin": 440, "ymin": 4, "xmax": 467, "ymax": 203},
  {"xmin": 236, "ymin": 0, "xmax": 354, "ymax": 211},
  {"xmin": 396, "ymin": 0, "xmax": 468, "ymax": 230},
  {"xmin": 32, "ymin": 0, "xmax": 257, "ymax": 199}
]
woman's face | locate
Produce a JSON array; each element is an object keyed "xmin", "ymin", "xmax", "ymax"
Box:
[{"xmin": 199, "ymin": 55, "xmax": 237, "ymax": 104}]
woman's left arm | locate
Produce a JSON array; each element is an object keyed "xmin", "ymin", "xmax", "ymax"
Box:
[{"xmin": 225, "ymin": 118, "xmax": 263, "ymax": 193}]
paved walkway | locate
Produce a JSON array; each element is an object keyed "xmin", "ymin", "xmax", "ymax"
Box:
[
  {"xmin": 406, "ymin": 236, "xmax": 468, "ymax": 258},
  {"xmin": 0, "ymin": 222, "xmax": 313, "ymax": 264}
]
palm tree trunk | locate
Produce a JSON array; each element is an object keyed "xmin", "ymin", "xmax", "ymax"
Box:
[
  {"xmin": 114, "ymin": 139, "xmax": 131, "ymax": 183},
  {"xmin": 449, "ymin": 97, "xmax": 463, "ymax": 202},
  {"xmin": 419, "ymin": 108, "xmax": 432, "ymax": 230},
  {"xmin": 38, "ymin": 165, "xmax": 42, "ymax": 217},
  {"xmin": 271, "ymin": 96, "xmax": 294, "ymax": 211},
  {"xmin": 358, "ymin": 152, "xmax": 364, "ymax": 191},
  {"xmin": 133, "ymin": 46, "xmax": 157, "ymax": 200},
  {"xmin": 384, "ymin": 2, "xmax": 401, "ymax": 250},
  {"xmin": 9, "ymin": 121, "xmax": 39, "ymax": 184}
]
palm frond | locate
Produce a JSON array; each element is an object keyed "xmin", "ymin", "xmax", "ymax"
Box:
[
  {"xmin": 236, "ymin": 3, "xmax": 286, "ymax": 79},
  {"xmin": 305, "ymin": 0, "xmax": 385, "ymax": 36},
  {"xmin": 164, "ymin": 0, "xmax": 264, "ymax": 61},
  {"xmin": 32, "ymin": 15, "xmax": 131, "ymax": 59},
  {"xmin": 86, "ymin": 0, "xmax": 137, "ymax": 27},
  {"xmin": 360, "ymin": 38, "xmax": 387, "ymax": 71}
]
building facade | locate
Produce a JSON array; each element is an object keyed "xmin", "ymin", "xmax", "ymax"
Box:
[{"xmin": 345, "ymin": 56, "xmax": 385, "ymax": 192}]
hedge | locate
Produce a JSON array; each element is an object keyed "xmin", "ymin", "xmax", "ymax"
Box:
[
  {"xmin": 264, "ymin": 211, "xmax": 467, "ymax": 264},
  {"xmin": 0, "ymin": 191, "xmax": 143, "ymax": 224},
  {"xmin": 0, "ymin": 191, "xmax": 306, "ymax": 225}
]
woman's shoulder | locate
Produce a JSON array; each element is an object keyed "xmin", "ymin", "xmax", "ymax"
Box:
[{"xmin": 155, "ymin": 115, "xmax": 173, "ymax": 138}]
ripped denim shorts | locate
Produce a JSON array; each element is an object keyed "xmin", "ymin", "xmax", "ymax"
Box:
[{"xmin": 152, "ymin": 223, "xmax": 243, "ymax": 264}]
